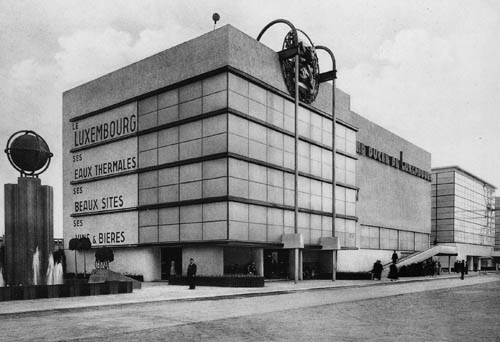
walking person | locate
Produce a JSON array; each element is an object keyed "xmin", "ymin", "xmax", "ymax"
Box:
[
  {"xmin": 391, "ymin": 250, "xmax": 399, "ymax": 264},
  {"xmin": 187, "ymin": 258, "xmax": 197, "ymax": 289},
  {"xmin": 460, "ymin": 260, "xmax": 465, "ymax": 280},
  {"xmin": 388, "ymin": 263, "xmax": 398, "ymax": 281},
  {"xmin": 372, "ymin": 260, "xmax": 383, "ymax": 280}
]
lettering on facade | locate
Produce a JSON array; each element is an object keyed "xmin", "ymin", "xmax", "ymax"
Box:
[
  {"xmin": 73, "ymin": 113, "xmax": 137, "ymax": 148},
  {"xmin": 356, "ymin": 142, "xmax": 432, "ymax": 182},
  {"xmin": 73, "ymin": 156, "xmax": 136, "ymax": 180},
  {"xmin": 74, "ymin": 195, "xmax": 124, "ymax": 213}
]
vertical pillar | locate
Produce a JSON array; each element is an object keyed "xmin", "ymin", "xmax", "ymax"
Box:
[
  {"xmin": 251, "ymin": 248, "xmax": 264, "ymax": 276},
  {"xmin": 293, "ymin": 53, "xmax": 299, "ymax": 285},
  {"xmin": 299, "ymin": 249, "xmax": 303, "ymax": 280},
  {"xmin": 4, "ymin": 177, "xmax": 53, "ymax": 286},
  {"xmin": 332, "ymin": 250, "xmax": 337, "ymax": 281},
  {"xmin": 288, "ymin": 250, "xmax": 300, "ymax": 280}
]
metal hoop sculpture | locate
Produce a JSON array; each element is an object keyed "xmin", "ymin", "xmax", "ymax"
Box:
[
  {"xmin": 281, "ymin": 29, "xmax": 320, "ymax": 104},
  {"xmin": 256, "ymin": 19, "xmax": 298, "ymax": 46},
  {"xmin": 5, "ymin": 130, "xmax": 53, "ymax": 177}
]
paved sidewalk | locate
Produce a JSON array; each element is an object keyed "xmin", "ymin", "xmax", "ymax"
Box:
[{"xmin": 0, "ymin": 271, "xmax": 496, "ymax": 316}]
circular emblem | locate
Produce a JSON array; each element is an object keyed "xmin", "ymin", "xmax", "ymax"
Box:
[
  {"xmin": 5, "ymin": 130, "xmax": 53, "ymax": 176},
  {"xmin": 281, "ymin": 30, "xmax": 320, "ymax": 104}
]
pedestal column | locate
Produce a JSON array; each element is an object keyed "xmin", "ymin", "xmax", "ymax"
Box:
[{"xmin": 4, "ymin": 177, "xmax": 53, "ymax": 285}]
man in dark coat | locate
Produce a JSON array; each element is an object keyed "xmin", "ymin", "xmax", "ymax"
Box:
[
  {"xmin": 392, "ymin": 250, "xmax": 398, "ymax": 264},
  {"xmin": 372, "ymin": 260, "xmax": 383, "ymax": 280},
  {"xmin": 187, "ymin": 258, "xmax": 197, "ymax": 289},
  {"xmin": 460, "ymin": 260, "xmax": 465, "ymax": 280},
  {"xmin": 388, "ymin": 263, "xmax": 398, "ymax": 281}
]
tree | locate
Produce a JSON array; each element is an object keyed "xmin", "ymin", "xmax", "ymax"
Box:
[
  {"xmin": 78, "ymin": 237, "xmax": 92, "ymax": 276},
  {"xmin": 95, "ymin": 247, "xmax": 114, "ymax": 270},
  {"xmin": 68, "ymin": 238, "xmax": 79, "ymax": 275}
]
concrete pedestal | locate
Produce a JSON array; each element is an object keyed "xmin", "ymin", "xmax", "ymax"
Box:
[{"xmin": 4, "ymin": 177, "xmax": 53, "ymax": 286}]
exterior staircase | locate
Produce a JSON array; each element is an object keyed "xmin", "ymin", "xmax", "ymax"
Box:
[{"xmin": 378, "ymin": 245, "xmax": 458, "ymax": 278}]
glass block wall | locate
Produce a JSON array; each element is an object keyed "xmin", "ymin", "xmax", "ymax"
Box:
[
  {"xmin": 136, "ymin": 71, "xmax": 358, "ymax": 246},
  {"xmin": 432, "ymin": 168, "xmax": 495, "ymax": 246}
]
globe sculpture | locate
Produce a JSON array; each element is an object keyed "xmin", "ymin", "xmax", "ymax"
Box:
[
  {"xmin": 3, "ymin": 130, "xmax": 54, "ymax": 287},
  {"xmin": 4, "ymin": 130, "xmax": 53, "ymax": 176}
]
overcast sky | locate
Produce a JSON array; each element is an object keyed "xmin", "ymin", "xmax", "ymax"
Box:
[{"xmin": 1, "ymin": 0, "xmax": 499, "ymax": 237}]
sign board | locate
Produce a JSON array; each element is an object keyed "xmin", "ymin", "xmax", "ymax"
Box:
[
  {"xmin": 71, "ymin": 102, "xmax": 137, "ymax": 150},
  {"xmin": 71, "ymin": 138, "xmax": 137, "ymax": 182},
  {"xmin": 71, "ymin": 211, "xmax": 138, "ymax": 246},
  {"xmin": 72, "ymin": 174, "xmax": 137, "ymax": 215}
]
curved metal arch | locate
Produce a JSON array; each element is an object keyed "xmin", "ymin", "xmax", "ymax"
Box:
[
  {"xmin": 315, "ymin": 45, "xmax": 337, "ymax": 80},
  {"xmin": 257, "ymin": 19, "xmax": 298, "ymax": 47},
  {"xmin": 296, "ymin": 29, "xmax": 315, "ymax": 48}
]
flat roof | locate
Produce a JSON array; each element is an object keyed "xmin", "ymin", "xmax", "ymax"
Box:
[{"xmin": 431, "ymin": 165, "xmax": 496, "ymax": 189}]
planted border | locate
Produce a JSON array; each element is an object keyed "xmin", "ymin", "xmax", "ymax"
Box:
[{"xmin": 168, "ymin": 275, "xmax": 264, "ymax": 287}]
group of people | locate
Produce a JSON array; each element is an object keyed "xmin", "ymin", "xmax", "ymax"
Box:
[{"xmin": 371, "ymin": 250, "xmax": 400, "ymax": 281}]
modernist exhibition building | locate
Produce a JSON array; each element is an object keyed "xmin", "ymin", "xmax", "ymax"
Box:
[{"xmin": 62, "ymin": 24, "xmax": 494, "ymax": 281}]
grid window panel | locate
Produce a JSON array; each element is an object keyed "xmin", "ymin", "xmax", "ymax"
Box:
[
  {"xmin": 203, "ymin": 202, "xmax": 228, "ymax": 221},
  {"xmin": 180, "ymin": 181, "xmax": 202, "ymax": 201},
  {"xmin": 249, "ymin": 205, "xmax": 267, "ymax": 224},
  {"xmin": 229, "ymin": 202, "xmax": 249, "ymax": 222},
  {"xmin": 202, "ymin": 134, "xmax": 227, "ymax": 155},
  {"xmin": 158, "ymin": 144, "xmax": 178, "ymax": 164},
  {"xmin": 179, "ymin": 139, "xmax": 202, "ymax": 160},
  {"xmin": 229, "ymin": 158, "xmax": 249, "ymax": 180},
  {"xmin": 203, "ymin": 177, "xmax": 227, "ymax": 197},
  {"xmin": 203, "ymin": 115, "xmax": 227, "ymax": 137},
  {"xmin": 202, "ymin": 73, "xmax": 227, "ymax": 96},
  {"xmin": 158, "ymin": 127, "xmax": 179, "ymax": 147},
  {"xmin": 158, "ymin": 167, "xmax": 179, "ymax": 186},
  {"xmin": 158, "ymin": 106, "xmax": 179, "ymax": 125},
  {"xmin": 159, "ymin": 207, "xmax": 179, "ymax": 225},
  {"xmin": 179, "ymin": 98, "xmax": 202, "ymax": 120},
  {"xmin": 179, "ymin": 81, "xmax": 202, "ymax": 103},
  {"xmin": 180, "ymin": 163, "xmax": 202, "ymax": 182},
  {"xmin": 229, "ymin": 177, "xmax": 249, "ymax": 198},
  {"xmin": 158, "ymin": 184, "xmax": 179, "ymax": 202},
  {"xmin": 158, "ymin": 89, "xmax": 178, "ymax": 109},
  {"xmin": 203, "ymin": 159, "xmax": 227, "ymax": 179},
  {"xmin": 179, "ymin": 121, "xmax": 202, "ymax": 142}
]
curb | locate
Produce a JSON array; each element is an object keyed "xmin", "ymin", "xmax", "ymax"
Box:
[{"xmin": 0, "ymin": 273, "xmax": 494, "ymax": 317}]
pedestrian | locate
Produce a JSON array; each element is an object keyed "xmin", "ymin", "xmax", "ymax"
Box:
[
  {"xmin": 465, "ymin": 261, "xmax": 468, "ymax": 275},
  {"xmin": 454, "ymin": 260, "xmax": 458, "ymax": 273},
  {"xmin": 460, "ymin": 260, "xmax": 465, "ymax": 280},
  {"xmin": 392, "ymin": 250, "xmax": 399, "ymax": 264},
  {"xmin": 169, "ymin": 260, "xmax": 177, "ymax": 277},
  {"xmin": 372, "ymin": 260, "xmax": 383, "ymax": 280},
  {"xmin": 187, "ymin": 258, "xmax": 197, "ymax": 289},
  {"xmin": 437, "ymin": 261, "xmax": 441, "ymax": 275},
  {"xmin": 388, "ymin": 263, "xmax": 398, "ymax": 281}
]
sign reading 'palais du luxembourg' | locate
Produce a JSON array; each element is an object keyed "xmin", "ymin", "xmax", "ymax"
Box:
[{"xmin": 356, "ymin": 141, "xmax": 432, "ymax": 182}]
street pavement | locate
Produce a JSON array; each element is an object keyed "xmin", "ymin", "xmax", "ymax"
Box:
[
  {"xmin": 0, "ymin": 272, "xmax": 490, "ymax": 316},
  {"xmin": 0, "ymin": 273, "xmax": 499, "ymax": 341}
]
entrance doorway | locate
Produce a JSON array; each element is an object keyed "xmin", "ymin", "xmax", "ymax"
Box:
[
  {"xmin": 161, "ymin": 247, "xmax": 182, "ymax": 280},
  {"xmin": 264, "ymin": 249, "xmax": 289, "ymax": 279}
]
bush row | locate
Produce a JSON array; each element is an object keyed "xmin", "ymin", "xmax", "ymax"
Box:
[{"xmin": 168, "ymin": 275, "xmax": 264, "ymax": 287}]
